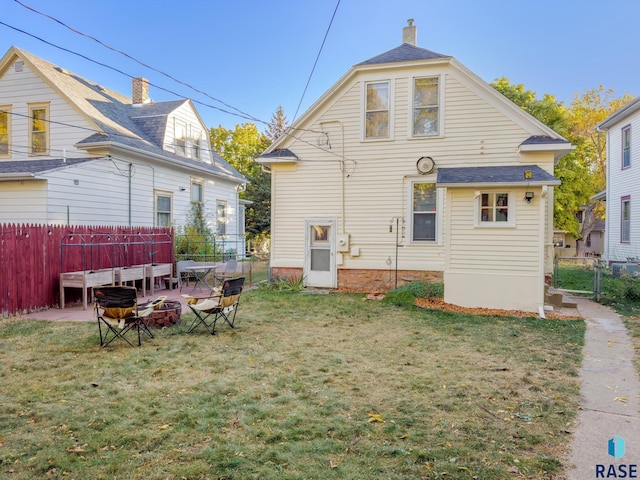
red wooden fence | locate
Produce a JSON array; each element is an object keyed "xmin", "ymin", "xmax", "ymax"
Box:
[{"xmin": 0, "ymin": 224, "xmax": 174, "ymax": 316}]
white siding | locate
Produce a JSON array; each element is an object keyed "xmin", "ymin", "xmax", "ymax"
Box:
[
  {"xmin": 270, "ymin": 65, "xmax": 553, "ymax": 274},
  {"xmin": 605, "ymin": 115, "xmax": 640, "ymax": 261},
  {"xmin": 0, "ymin": 180, "xmax": 47, "ymax": 223}
]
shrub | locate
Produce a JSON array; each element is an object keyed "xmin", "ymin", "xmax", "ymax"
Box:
[{"xmin": 383, "ymin": 281, "xmax": 444, "ymax": 308}]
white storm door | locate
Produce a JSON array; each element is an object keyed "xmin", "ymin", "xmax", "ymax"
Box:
[{"xmin": 305, "ymin": 220, "xmax": 336, "ymax": 288}]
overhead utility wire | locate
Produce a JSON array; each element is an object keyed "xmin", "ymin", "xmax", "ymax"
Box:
[
  {"xmin": 1, "ymin": 21, "xmax": 352, "ymax": 162},
  {"xmin": 292, "ymin": 0, "xmax": 341, "ymax": 122},
  {"xmin": 0, "ymin": 20, "xmax": 259, "ymax": 124},
  {"xmin": 13, "ymin": 0, "xmax": 262, "ymax": 125}
]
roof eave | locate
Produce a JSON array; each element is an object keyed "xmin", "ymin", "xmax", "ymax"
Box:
[
  {"xmin": 437, "ymin": 180, "xmax": 560, "ymax": 188},
  {"xmin": 0, "ymin": 172, "xmax": 37, "ymax": 181},
  {"xmin": 76, "ymin": 141, "xmax": 245, "ymax": 183}
]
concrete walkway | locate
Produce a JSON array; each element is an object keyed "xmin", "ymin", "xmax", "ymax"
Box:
[{"xmin": 566, "ymin": 296, "xmax": 640, "ymax": 479}]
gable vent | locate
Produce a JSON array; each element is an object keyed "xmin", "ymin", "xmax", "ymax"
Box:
[{"xmin": 14, "ymin": 61, "xmax": 24, "ymax": 72}]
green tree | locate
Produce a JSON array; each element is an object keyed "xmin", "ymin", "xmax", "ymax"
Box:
[
  {"xmin": 266, "ymin": 105, "xmax": 289, "ymax": 141},
  {"xmin": 491, "ymin": 79, "xmax": 634, "ymax": 256},
  {"xmin": 210, "ymin": 123, "xmax": 271, "ymax": 237}
]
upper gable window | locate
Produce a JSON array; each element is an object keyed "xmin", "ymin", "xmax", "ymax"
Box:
[
  {"xmin": 622, "ymin": 125, "xmax": 631, "ymax": 169},
  {"xmin": 365, "ymin": 81, "xmax": 390, "ymax": 139},
  {"xmin": 413, "ymin": 76, "xmax": 439, "ymax": 137},
  {"xmin": 29, "ymin": 102, "xmax": 49, "ymax": 156},
  {"xmin": 175, "ymin": 120, "xmax": 187, "ymax": 156},
  {"xmin": 191, "ymin": 127, "xmax": 202, "ymax": 160},
  {"xmin": 0, "ymin": 107, "xmax": 9, "ymax": 157}
]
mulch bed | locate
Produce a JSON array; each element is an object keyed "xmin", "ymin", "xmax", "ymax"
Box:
[{"xmin": 414, "ymin": 296, "xmax": 582, "ymax": 320}]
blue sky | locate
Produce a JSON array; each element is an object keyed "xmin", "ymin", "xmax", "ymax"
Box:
[{"xmin": 2, "ymin": 0, "xmax": 638, "ymax": 132}]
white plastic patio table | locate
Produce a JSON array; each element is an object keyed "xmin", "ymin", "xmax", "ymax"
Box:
[{"xmin": 183, "ymin": 264, "xmax": 219, "ymax": 295}]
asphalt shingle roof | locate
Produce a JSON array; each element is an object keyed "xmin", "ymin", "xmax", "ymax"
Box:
[
  {"xmin": 10, "ymin": 47, "xmax": 244, "ymax": 183},
  {"xmin": 0, "ymin": 158, "xmax": 95, "ymax": 174},
  {"xmin": 437, "ymin": 165, "xmax": 560, "ymax": 186},
  {"xmin": 357, "ymin": 43, "xmax": 450, "ymax": 66}
]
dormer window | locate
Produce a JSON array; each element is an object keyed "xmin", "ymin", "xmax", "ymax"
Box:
[
  {"xmin": 175, "ymin": 120, "xmax": 187, "ymax": 156},
  {"xmin": 412, "ymin": 76, "xmax": 439, "ymax": 137},
  {"xmin": 191, "ymin": 128, "xmax": 201, "ymax": 160},
  {"xmin": 365, "ymin": 81, "xmax": 390, "ymax": 139},
  {"xmin": 0, "ymin": 107, "xmax": 9, "ymax": 157}
]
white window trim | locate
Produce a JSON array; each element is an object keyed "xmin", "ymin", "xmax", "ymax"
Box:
[
  {"xmin": 154, "ymin": 190, "xmax": 173, "ymax": 227},
  {"xmin": 410, "ymin": 74, "xmax": 444, "ymax": 139},
  {"xmin": 0, "ymin": 105, "xmax": 10, "ymax": 158},
  {"xmin": 28, "ymin": 102, "xmax": 49, "ymax": 156},
  {"xmin": 407, "ymin": 180, "xmax": 443, "ymax": 245},
  {"xmin": 622, "ymin": 125, "xmax": 631, "ymax": 170},
  {"xmin": 216, "ymin": 199, "xmax": 228, "ymax": 237},
  {"xmin": 190, "ymin": 178, "xmax": 204, "ymax": 204},
  {"xmin": 474, "ymin": 190, "xmax": 517, "ymax": 228},
  {"xmin": 174, "ymin": 118, "xmax": 187, "ymax": 156},
  {"xmin": 362, "ymin": 79, "xmax": 394, "ymax": 141},
  {"xmin": 190, "ymin": 125, "xmax": 202, "ymax": 160}
]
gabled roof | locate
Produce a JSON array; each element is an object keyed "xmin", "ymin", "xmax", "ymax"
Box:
[
  {"xmin": 436, "ymin": 165, "xmax": 560, "ymax": 187},
  {"xmin": 0, "ymin": 47, "xmax": 245, "ymax": 183},
  {"xmin": 598, "ymin": 96, "xmax": 640, "ymax": 130},
  {"xmin": 260, "ymin": 35, "xmax": 570, "ymax": 160},
  {"xmin": 357, "ymin": 43, "xmax": 450, "ymax": 65}
]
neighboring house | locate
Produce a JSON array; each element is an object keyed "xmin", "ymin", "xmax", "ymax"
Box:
[
  {"xmin": 0, "ymin": 46, "xmax": 246, "ymax": 244},
  {"xmin": 553, "ymin": 216, "xmax": 605, "ymax": 258},
  {"xmin": 598, "ymin": 97, "xmax": 640, "ymax": 262},
  {"xmin": 257, "ymin": 20, "xmax": 572, "ymax": 313}
]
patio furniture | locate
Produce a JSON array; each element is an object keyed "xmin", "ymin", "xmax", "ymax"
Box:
[
  {"xmin": 183, "ymin": 263, "xmax": 219, "ymax": 295},
  {"xmin": 94, "ymin": 286, "xmax": 158, "ymax": 347},
  {"xmin": 183, "ymin": 277, "xmax": 245, "ymax": 335},
  {"xmin": 177, "ymin": 260, "xmax": 196, "ymax": 291},
  {"xmin": 214, "ymin": 259, "xmax": 238, "ymax": 286}
]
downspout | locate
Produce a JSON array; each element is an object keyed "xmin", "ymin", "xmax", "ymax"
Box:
[
  {"xmin": 538, "ymin": 186, "xmax": 547, "ymax": 318},
  {"xmin": 129, "ymin": 163, "xmax": 133, "ymax": 226}
]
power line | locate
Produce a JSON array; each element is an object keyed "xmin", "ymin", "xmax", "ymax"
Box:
[
  {"xmin": 13, "ymin": 0, "xmax": 263, "ymax": 125},
  {"xmin": 292, "ymin": 0, "xmax": 341, "ymax": 122},
  {"xmin": 0, "ymin": 20, "xmax": 261, "ymax": 124}
]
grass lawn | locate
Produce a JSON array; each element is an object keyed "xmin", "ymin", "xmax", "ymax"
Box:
[{"xmin": 0, "ymin": 291, "xmax": 584, "ymax": 479}]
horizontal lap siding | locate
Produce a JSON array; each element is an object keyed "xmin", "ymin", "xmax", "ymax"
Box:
[
  {"xmin": 448, "ymin": 189, "xmax": 540, "ymax": 273},
  {"xmin": 270, "ymin": 66, "xmax": 546, "ymax": 272}
]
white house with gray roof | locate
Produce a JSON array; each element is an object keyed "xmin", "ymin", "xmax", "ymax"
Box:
[
  {"xmin": 0, "ymin": 46, "xmax": 246, "ymax": 242},
  {"xmin": 257, "ymin": 20, "xmax": 573, "ymax": 313}
]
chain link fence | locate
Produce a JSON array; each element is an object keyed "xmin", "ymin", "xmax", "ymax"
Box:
[{"xmin": 554, "ymin": 256, "xmax": 640, "ymax": 304}]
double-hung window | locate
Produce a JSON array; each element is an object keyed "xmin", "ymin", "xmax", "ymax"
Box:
[
  {"xmin": 412, "ymin": 183, "xmax": 437, "ymax": 241},
  {"xmin": 175, "ymin": 120, "xmax": 187, "ymax": 156},
  {"xmin": 191, "ymin": 178, "xmax": 203, "ymax": 204},
  {"xmin": 191, "ymin": 128, "xmax": 201, "ymax": 160},
  {"xmin": 216, "ymin": 200, "xmax": 227, "ymax": 237},
  {"xmin": 365, "ymin": 81, "xmax": 390, "ymax": 139},
  {"xmin": 29, "ymin": 103, "xmax": 49, "ymax": 155},
  {"xmin": 0, "ymin": 106, "xmax": 9, "ymax": 157},
  {"xmin": 621, "ymin": 196, "xmax": 631, "ymax": 243},
  {"xmin": 622, "ymin": 125, "xmax": 631, "ymax": 169},
  {"xmin": 413, "ymin": 76, "xmax": 439, "ymax": 137},
  {"xmin": 155, "ymin": 191, "xmax": 172, "ymax": 227},
  {"xmin": 479, "ymin": 192, "xmax": 511, "ymax": 224}
]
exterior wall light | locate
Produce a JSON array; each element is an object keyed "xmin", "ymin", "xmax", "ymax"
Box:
[{"xmin": 524, "ymin": 191, "xmax": 534, "ymax": 203}]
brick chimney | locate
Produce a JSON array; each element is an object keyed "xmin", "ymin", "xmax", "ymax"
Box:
[
  {"xmin": 132, "ymin": 77, "xmax": 149, "ymax": 104},
  {"xmin": 402, "ymin": 18, "xmax": 417, "ymax": 46}
]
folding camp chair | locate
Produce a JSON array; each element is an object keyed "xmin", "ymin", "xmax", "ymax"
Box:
[
  {"xmin": 183, "ymin": 277, "xmax": 245, "ymax": 335},
  {"xmin": 95, "ymin": 286, "xmax": 158, "ymax": 347}
]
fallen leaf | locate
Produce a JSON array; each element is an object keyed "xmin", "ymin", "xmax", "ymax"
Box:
[
  {"xmin": 158, "ymin": 424, "xmax": 171, "ymax": 430},
  {"xmin": 367, "ymin": 413, "xmax": 384, "ymax": 423},
  {"xmin": 329, "ymin": 459, "xmax": 338, "ymax": 469},
  {"xmin": 614, "ymin": 397, "xmax": 628, "ymax": 403},
  {"xmin": 66, "ymin": 445, "xmax": 86, "ymax": 453}
]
